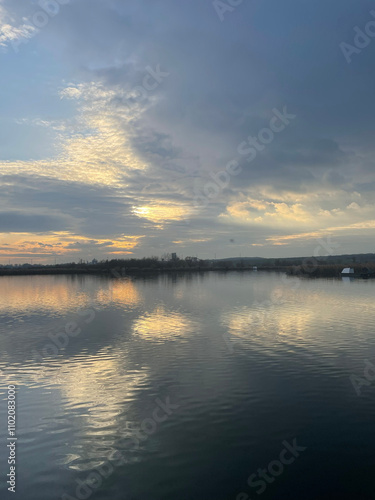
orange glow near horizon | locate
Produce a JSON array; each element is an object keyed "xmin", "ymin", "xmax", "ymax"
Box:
[{"xmin": 0, "ymin": 232, "xmax": 143, "ymax": 264}]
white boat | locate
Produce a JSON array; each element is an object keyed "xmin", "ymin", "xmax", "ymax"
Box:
[{"xmin": 341, "ymin": 268, "xmax": 354, "ymax": 275}]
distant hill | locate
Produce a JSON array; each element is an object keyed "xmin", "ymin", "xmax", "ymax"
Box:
[
  {"xmin": 212, "ymin": 253, "xmax": 375, "ymax": 266},
  {"xmin": 211, "ymin": 257, "xmax": 268, "ymax": 264}
]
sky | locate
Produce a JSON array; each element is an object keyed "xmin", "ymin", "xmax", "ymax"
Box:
[{"xmin": 1, "ymin": 0, "xmax": 375, "ymax": 263}]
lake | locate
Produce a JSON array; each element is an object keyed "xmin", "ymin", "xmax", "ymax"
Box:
[{"xmin": 1, "ymin": 271, "xmax": 375, "ymax": 499}]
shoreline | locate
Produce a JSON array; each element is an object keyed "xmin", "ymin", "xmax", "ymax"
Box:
[
  {"xmin": 0, "ymin": 266, "xmax": 271, "ymax": 277},
  {"xmin": 1, "ymin": 264, "xmax": 374, "ymax": 279}
]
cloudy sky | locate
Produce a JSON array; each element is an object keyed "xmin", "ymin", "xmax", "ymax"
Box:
[{"xmin": 1, "ymin": 0, "xmax": 375, "ymax": 263}]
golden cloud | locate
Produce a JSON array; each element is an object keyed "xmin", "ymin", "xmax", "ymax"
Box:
[
  {"xmin": 0, "ymin": 82, "xmax": 148, "ymax": 186},
  {"xmin": 132, "ymin": 202, "xmax": 192, "ymax": 224}
]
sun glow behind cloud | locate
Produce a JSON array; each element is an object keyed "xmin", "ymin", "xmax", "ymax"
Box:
[{"xmin": 132, "ymin": 203, "xmax": 192, "ymax": 224}]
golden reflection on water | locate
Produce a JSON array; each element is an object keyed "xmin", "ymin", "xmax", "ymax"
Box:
[
  {"xmin": 59, "ymin": 353, "xmax": 148, "ymax": 428},
  {"xmin": 221, "ymin": 284, "xmax": 322, "ymax": 343},
  {"xmin": 222, "ymin": 303, "xmax": 314, "ymax": 343},
  {"xmin": 23, "ymin": 348, "xmax": 150, "ymax": 470},
  {"xmin": 5, "ymin": 273, "xmax": 375, "ymax": 476},
  {"xmin": 0, "ymin": 277, "xmax": 92, "ymax": 314},
  {"xmin": 96, "ymin": 279, "xmax": 141, "ymax": 307},
  {"xmin": 132, "ymin": 305, "xmax": 195, "ymax": 342},
  {"xmin": 0, "ymin": 276, "xmax": 143, "ymax": 315},
  {"xmin": 222, "ymin": 280, "xmax": 375, "ymax": 346}
]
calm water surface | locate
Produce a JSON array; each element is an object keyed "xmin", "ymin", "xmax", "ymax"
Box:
[{"xmin": 1, "ymin": 271, "xmax": 375, "ymax": 499}]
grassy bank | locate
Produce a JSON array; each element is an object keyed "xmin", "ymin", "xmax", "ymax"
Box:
[{"xmin": 287, "ymin": 263, "xmax": 375, "ymax": 278}]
